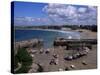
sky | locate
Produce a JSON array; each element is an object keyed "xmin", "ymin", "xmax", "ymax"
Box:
[{"xmin": 13, "ymin": 1, "xmax": 97, "ymax": 26}]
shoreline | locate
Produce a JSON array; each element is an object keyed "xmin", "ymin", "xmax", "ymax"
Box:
[
  {"xmin": 15, "ymin": 28, "xmax": 97, "ymax": 40},
  {"xmin": 15, "ymin": 28, "xmax": 97, "ymax": 38},
  {"xmin": 14, "ymin": 28, "xmax": 80, "ymax": 33}
]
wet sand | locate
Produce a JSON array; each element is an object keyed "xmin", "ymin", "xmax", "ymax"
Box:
[{"xmin": 77, "ymin": 29, "xmax": 97, "ymax": 39}]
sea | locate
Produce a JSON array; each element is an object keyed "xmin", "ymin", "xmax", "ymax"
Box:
[{"xmin": 15, "ymin": 29, "xmax": 81, "ymax": 48}]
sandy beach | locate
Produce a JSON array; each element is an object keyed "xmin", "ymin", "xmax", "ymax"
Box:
[
  {"xmin": 28, "ymin": 45, "xmax": 97, "ymax": 72},
  {"xmin": 76, "ymin": 29, "xmax": 97, "ymax": 39}
]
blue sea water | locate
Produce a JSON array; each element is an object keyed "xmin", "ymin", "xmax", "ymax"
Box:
[{"xmin": 15, "ymin": 30, "xmax": 80, "ymax": 48}]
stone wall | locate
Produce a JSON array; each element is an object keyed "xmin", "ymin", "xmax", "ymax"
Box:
[{"xmin": 14, "ymin": 39, "xmax": 43, "ymax": 55}]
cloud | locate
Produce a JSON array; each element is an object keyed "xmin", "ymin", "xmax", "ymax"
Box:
[
  {"xmin": 43, "ymin": 3, "xmax": 97, "ymax": 25},
  {"xmin": 14, "ymin": 4, "xmax": 97, "ymax": 26},
  {"xmin": 15, "ymin": 17, "xmax": 35, "ymax": 22},
  {"xmin": 14, "ymin": 17, "xmax": 51, "ymax": 26},
  {"xmin": 78, "ymin": 7, "xmax": 87, "ymax": 13}
]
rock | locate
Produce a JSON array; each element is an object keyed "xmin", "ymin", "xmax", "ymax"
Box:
[
  {"xmin": 49, "ymin": 59, "xmax": 55, "ymax": 65},
  {"xmin": 70, "ymin": 65, "xmax": 75, "ymax": 69},
  {"xmin": 45, "ymin": 49, "xmax": 50, "ymax": 54},
  {"xmin": 29, "ymin": 63, "xmax": 44, "ymax": 73},
  {"xmin": 28, "ymin": 63, "xmax": 39, "ymax": 73},
  {"xmin": 31, "ymin": 50, "xmax": 37, "ymax": 54},
  {"xmin": 53, "ymin": 54, "xmax": 59, "ymax": 58},
  {"xmin": 65, "ymin": 67, "xmax": 70, "ymax": 71},
  {"xmin": 85, "ymin": 49, "xmax": 89, "ymax": 53},
  {"xmin": 55, "ymin": 59, "xmax": 59, "ymax": 65},
  {"xmin": 72, "ymin": 54, "xmax": 78, "ymax": 59},
  {"xmin": 68, "ymin": 56, "xmax": 73, "ymax": 60},
  {"xmin": 79, "ymin": 50, "xmax": 88, "ymax": 56},
  {"xmin": 82, "ymin": 61, "xmax": 87, "ymax": 65},
  {"xmin": 14, "ymin": 39, "xmax": 43, "ymax": 54},
  {"xmin": 76, "ymin": 52, "xmax": 80, "ymax": 56},
  {"xmin": 39, "ymin": 48, "xmax": 44, "ymax": 54},
  {"xmin": 64, "ymin": 55, "xmax": 73, "ymax": 61},
  {"xmin": 31, "ymin": 54, "xmax": 35, "ymax": 58},
  {"xmin": 37, "ymin": 63, "xmax": 44, "ymax": 72},
  {"xmin": 49, "ymin": 58, "xmax": 58, "ymax": 65}
]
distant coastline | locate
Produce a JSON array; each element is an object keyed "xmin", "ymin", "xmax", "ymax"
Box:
[{"xmin": 14, "ymin": 28, "xmax": 80, "ymax": 33}]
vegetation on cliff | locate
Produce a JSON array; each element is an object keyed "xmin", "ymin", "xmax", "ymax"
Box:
[{"xmin": 14, "ymin": 48, "xmax": 32, "ymax": 73}]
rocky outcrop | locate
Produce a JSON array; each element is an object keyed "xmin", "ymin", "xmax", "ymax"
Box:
[{"xmin": 14, "ymin": 39, "xmax": 43, "ymax": 54}]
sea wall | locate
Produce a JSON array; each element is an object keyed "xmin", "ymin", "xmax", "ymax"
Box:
[
  {"xmin": 54, "ymin": 38, "xmax": 97, "ymax": 46},
  {"xmin": 14, "ymin": 39, "xmax": 43, "ymax": 54}
]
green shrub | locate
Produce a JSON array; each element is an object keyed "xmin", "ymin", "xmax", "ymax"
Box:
[{"xmin": 14, "ymin": 48, "xmax": 32, "ymax": 73}]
